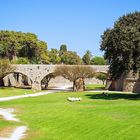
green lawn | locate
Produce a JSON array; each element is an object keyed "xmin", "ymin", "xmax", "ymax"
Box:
[
  {"xmin": 86, "ymin": 84, "xmax": 105, "ymax": 90},
  {"xmin": 0, "ymin": 87, "xmax": 35, "ymax": 97},
  {"xmin": 0, "ymin": 89, "xmax": 140, "ymax": 140},
  {"xmin": 0, "ymin": 84, "xmax": 105, "ymax": 98}
]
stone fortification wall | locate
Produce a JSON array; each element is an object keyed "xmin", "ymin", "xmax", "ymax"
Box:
[{"xmin": 108, "ymin": 72, "xmax": 140, "ymax": 93}]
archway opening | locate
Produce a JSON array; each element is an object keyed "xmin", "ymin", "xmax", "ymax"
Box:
[
  {"xmin": 41, "ymin": 73, "xmax": 55, "ymax": 90},
  {"xmin": 3, "ymin": 72, "xmax": 32, "ymax": 89},
  {"xmin": 41, "ymin": 73, "xmax": 72, "ymax": 90}
]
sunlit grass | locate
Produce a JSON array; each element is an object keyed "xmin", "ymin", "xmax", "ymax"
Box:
[
  {"xmin": 0, "ymin": 87, "xmax": 34, "ymax": 97},
  {"xmin": 86, "ymin": 84, "xmax": 105, "ymax": 90},
  {"xmin": 0, "ymin": 89, "xmax": 140, "ymax": 140}
]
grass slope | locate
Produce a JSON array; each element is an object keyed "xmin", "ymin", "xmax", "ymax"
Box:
[{"xmin": 0, "ymin": 90, "xmax": 140, "ymax": 140}]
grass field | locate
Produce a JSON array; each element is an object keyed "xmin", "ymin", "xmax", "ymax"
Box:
[
  {"xmin": 0, "ymin": 84, "xmax": 105, "ymax": 98},
  {"xmin": 0, "ymin": 88, "xmax": 35, "ymax": 97},
  {"xmin": 86, "ymin": 84, "xmax": 105, "ymax": 90},
  {"xmin": 0, "ymin": 88, "xmax": 140, "ymax": 140}
]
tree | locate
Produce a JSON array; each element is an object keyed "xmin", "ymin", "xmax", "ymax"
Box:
[
  {"xmin": 90, "ymin": 56, "xmax": 107, "ymax": 65},
  {"xmin": 82, "ymin": 50, "xmax": 92, "ymax": 65},
  {"xmin": 100, "ymin": 12, "xmax": 140, "ymax": 79},
  {"xmin": 11, "ymin": 57, "xmax": 29, "ymax": 64},
  {"xmin": 48, "ymin": 48, "xmax": 61, "ymax": 64},
  {"xmin": 0, "ymin": 30, "xmax": 49, "ymax": 64},
  {"xmin": 0, "ymin": 31, "xmax": 22, "ymax": 60},
  {"xmin": 96, "ymin": 73, "xmax": 107, "ymax": 85},
  {"xmin": 0, "ymin": 59, "xmax": 15, "ymax": 86},
  {"xmin": 60, "ymin": 51, "xmax": 82, "ymax": 65},
  {"xmin": 59, "ymin": 44, "xmax": 67, "ymax": 56},
  {"xmin": 54, "ymin": 65, "xmax": 95, "ymax": 91},
  {"xmin": 59, "ymin": 44, "xmax": 81, "ymax": 65},
  {"xmin": 19, "ymin": 33, "xmax": 48, "ymax": 64}
]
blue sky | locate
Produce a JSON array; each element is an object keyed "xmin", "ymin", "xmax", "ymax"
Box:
[{"xmin": 0, "ymin": 0, "xmax": 140, "ymax": 56}]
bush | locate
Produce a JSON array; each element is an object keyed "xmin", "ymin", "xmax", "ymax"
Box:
[
  {"xmin": 90, "ymin": 56, "xmax": 107, "ymax": 65},
  {"xmin": 11, "ymin": 57, "xmax": 29, "ymax": 64}
]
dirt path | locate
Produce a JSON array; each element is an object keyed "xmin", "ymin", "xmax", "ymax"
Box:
[
  {"xmin": 0, "ymin": 108, "xmax": 27, "ymax": 140},
  {"xmin": 0, "ymin": 90, "xmax": 57, "ymax": 102},
  {"xmin": 0, "ymin": 90, "xmax": 59, "ymax": 140}
]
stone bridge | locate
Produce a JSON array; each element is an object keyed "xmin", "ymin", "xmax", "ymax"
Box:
[{"xmin": 13, "ymin": 65, "xmax": 109, "ymax": 90}]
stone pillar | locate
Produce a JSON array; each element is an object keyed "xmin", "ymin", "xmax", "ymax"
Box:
[
  {"xmin": 32, "ymin": 81, "xmax": 42, "ymax": 90},
  {"xmin": 27, "ymin": 78, "xmax": 32, "ymax": 86}
]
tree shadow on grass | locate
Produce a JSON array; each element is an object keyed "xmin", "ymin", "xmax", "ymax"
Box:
[{"xmin": 85, "ymin": 93, "xmax": 140, "ymax": 100}]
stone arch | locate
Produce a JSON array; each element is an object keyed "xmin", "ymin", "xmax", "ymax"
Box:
[
  {"xmin": 94, "ymin": 71, "xmax": 108, "ymax": 85},
  {"xmin": 13, "ymin": 70, "xmax": 33, "ymax": 82},
  {"xmin": 7, "ymin": 64, "xmax": 109, "ymax": 90},
  {"xmin": 41, "ymin": 73, "xmax": 55, "ymax": 90},
  {"xmin": 3, "ymin": 72, "xmax": 33, "ymax": 88},
  {"xmin": 41, "ymin": 73, "xmax": 73, "ymax": 90}
]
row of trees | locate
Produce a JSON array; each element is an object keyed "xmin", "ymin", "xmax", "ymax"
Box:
[
  {"xmin": 0, "ymin": 30, "xmax": 106, "ymax": 65},
  {"xmin": 0, "ymin": 31, "xmax": 49, "ymax": 64}
]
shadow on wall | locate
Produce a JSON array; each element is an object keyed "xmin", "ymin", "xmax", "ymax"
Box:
[{"xmin": 85, "ymin": 93, "xmax": 140, "ymax": 100}]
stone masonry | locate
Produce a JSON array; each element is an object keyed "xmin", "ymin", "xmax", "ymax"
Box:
[{"xmin": 5, "ymin": 65, "xmax": 109, "ymax": 90}]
